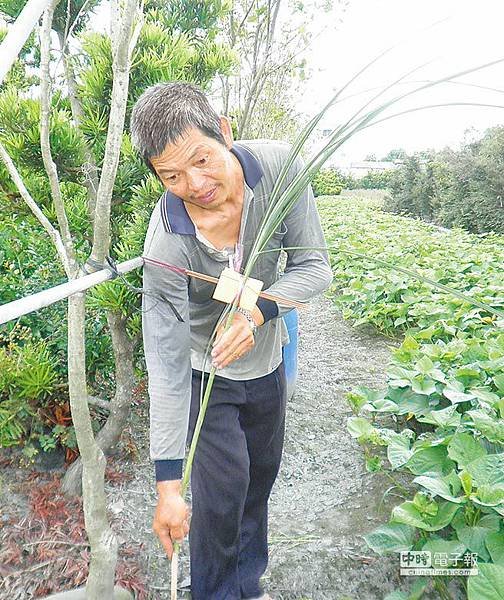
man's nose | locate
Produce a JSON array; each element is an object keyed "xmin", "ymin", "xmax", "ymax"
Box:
[{"xmin": 186, "ymin": 169, "xmax": 206, "ymax": 194}]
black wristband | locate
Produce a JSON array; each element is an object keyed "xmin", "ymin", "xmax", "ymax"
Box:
[
  {"xmin": 256, "ymin": 297, "xmax": 279, "ymax": 323},
  {"xmin": 155, "ymin": 459, "xmax": 183, "ymax": 481}
]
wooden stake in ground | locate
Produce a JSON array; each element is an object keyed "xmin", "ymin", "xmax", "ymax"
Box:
[{"xmin": 171, "ymin": 553, "xmax": 178, "ymax": 600}]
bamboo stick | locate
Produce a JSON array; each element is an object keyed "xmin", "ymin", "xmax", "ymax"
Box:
[
  {"xmin": 143, "ymin": 257, "xmax": 305, "ymax": 307},
  {"xmin": 0, "ymin": 254, "xmax": 306, "ymax": 327},
  {"xmin": 170, "ymin": 552, "xmax": 178, "ymax": 600}
]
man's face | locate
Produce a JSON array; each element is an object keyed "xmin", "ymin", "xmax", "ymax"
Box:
[{"xmin": 150, "ymin": 124, "xmax": 239, "ymax": 211}]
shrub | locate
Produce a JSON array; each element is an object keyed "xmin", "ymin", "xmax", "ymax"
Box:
[
  {"xmin": 0, "ymin": 337, "xmax": 60, "ymax": 450},
  {"xmin": 311, "ymin": 168, "xmax": 342, "ymax": 196},
  {"xmin": 356, "ymin": 170, "xmax": 394, "ymax": 190}
]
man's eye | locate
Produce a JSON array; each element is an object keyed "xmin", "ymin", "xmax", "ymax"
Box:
[{"xmin": 197, "ymin": 156, "xmax": 208, "ymax": 165}]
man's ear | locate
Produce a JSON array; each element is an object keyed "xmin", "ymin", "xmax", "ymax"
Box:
[{"xmin": 220, "ymin": 116, "xmax": 234, "ymax": 149}]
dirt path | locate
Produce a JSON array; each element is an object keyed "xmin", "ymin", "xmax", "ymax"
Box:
[
  {"xmin": 113, "ymin": 294, "xmax": 404, "ymax": 600},
  {"xmin": 266, "ymin": 295, "xmax": 401, "ymax": 599}
]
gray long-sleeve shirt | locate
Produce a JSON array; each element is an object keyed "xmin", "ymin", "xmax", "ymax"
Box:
[{"xmin": 142, "ymin": 139, "xmax": 333, "ymax": 479}]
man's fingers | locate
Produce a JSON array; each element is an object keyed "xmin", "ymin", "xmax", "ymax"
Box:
[
  {"xmin": 213, "ymin": 325, "xmax": 225, "ymax": 346},
  {"xmin": 153, "ymin": 492, "xmax": 189, "ymax": 559},
  {"xmin": 213, "ymin": 315, "xmax": 251, "ymax": 352},
  {"xmin": 213, "ymin": 326, "xmax": 240, "ymax": 350},
  {"xmin": 170, "ymin": 524, "xmax": 186, "ymax": 542},
  {"xmin": 212, "ymin": 326, "xmax": 253, "ymax": 367},
  {"xmin": 225, "ymin": 340, "xmax": 251, "ymax": 366},
  {"xmin": 155, "ymin": 525, "xmax": 189, "ymax": 558},
  {"xmin": 156, "ymin": 528, "xmax": 174, "ymax": 559},
  {"xmin": 213, "ymin": 337, "xmax": 250, "ymax": 368}
]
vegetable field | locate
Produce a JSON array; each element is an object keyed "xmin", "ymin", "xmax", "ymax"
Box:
[{"xmin": 319, "ymin": 192, "xmax": 504, "ymax": 600}]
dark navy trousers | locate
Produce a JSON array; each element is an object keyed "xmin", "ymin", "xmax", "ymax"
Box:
[{"xmin": 187, "ymin": 363, "xmax": 287, "ymax": 600}]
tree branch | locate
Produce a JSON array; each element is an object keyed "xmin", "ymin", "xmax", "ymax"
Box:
[
  {"xmin": 39, "ymin": 0, "xmax": 79, "ymax": 278},
  {"xmin": 88, "ymin": 395, "xmax": 111, "ymax": 411},
  {"xmin": 57, "ymin": 30, "xmax": 100, "ymax": 223},
  {"xmin": 53, "ymin": 0, "xmax": 94, "ymax": 74},
  {"xmin": 87, "ymin": 0, "xmax": 140, "ymax": 268},
  {"xmin": 237, "ymin": 0, "xmax": 282, "ymax": 138},
  {"xmin": 0, "ymin": 0, "xmax": 52, "ymax": 85},
  {"xmin": 0, "ymin": 141, "xmax": 70, "ymax": 274}
]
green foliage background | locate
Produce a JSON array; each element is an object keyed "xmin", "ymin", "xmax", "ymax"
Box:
[
  {"xmin": 344, "ymin": 169, "xmax": 394, "ymax": 190},
  {"xmin": 385, "ymin": 127, "xmax": 504, "ymax": 234},
  {"xmin": 311, "ymin": 167, "xmax": 394, "ymax": 195},
  {"xmin": 0, "ymin": 0, "xmax": 235, "ymax": 453},
  {"xmin": 311, "ymin": 168, "xmax": 342, "ymax": 196}
]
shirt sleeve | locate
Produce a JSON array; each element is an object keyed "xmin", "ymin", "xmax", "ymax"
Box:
[
  {"xmin": 142, "ymin": 215, "xmax": 192, "ymax": 481},
  {"xmin": 260, "ymin": 156, "xmax": 333, "ymax": 319}
]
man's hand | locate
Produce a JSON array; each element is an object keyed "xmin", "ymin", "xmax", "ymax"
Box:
[
  {"xmin": 153, "ymin": 480, "xmax": 190, "ymax": 559},
  {"xmin": 211, "ymin": 307, "xmax": 264, "ymax": 369}
]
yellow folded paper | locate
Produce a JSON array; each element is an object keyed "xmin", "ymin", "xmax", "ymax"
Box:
[{"xmin": 212, "ymin": 267, "xmax": 264, "ymax": 310}]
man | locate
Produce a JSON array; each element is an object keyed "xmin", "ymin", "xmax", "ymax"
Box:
[{"xmin": 131, "ymin": 81, "xmax": 332, "ymax": 600}]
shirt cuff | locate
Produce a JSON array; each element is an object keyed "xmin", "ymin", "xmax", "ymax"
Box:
[
  {"xmin": 256, "ymin": 297, "xmax": 278, "ymax": 323},
  {"xmin": 155, "ymin": 459, "xmax": 183, "ymax": 481}
]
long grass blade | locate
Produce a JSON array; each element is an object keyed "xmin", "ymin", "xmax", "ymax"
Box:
[
  {"xmin": 362, "ymin": 102, "xmax": 504, "ymax": 130},
  {"xmin": 257, "ymin": 245, "xmax": 504, "ymax": 320},
  {"xmin": 249, "ymin": 47, "xmax": 414, "ymax": 259}
]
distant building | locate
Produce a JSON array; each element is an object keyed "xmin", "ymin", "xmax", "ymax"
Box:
[
  {"xmin": 345, "ymin": 160, "xmax": 399, "ymax": 178},
  {"xmin": 309, "ymin": 128, "xmax": 406, "ymax": 176}
]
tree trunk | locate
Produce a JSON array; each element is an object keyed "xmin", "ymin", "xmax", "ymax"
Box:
[
  {"xmin": 62, "ymin": 310, "xmax": 137, "ymax": 495},
  {"xmin": 57, "ymin": 31, "xmax": 100, "ymax": 223},
  {"xmin": 88, "ymin": 0, "xmax": 140, "ymax": 267},
  {"xmin": 67, "ymin": 293, "xmax": 118, "ymax": 598}
]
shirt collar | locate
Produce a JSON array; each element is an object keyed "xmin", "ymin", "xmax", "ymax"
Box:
[{"xmin": 160, "ymin": 142, "xmax": 264, "ymax": 235}]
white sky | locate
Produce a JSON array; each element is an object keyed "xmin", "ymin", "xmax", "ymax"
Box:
[
  {"xmin": 300, "ymin": 0, "xmax": 504, "ymax": 162},
  {"xmin": 66, "ymin": 0, "xmax": 504, "ymax": 163}
]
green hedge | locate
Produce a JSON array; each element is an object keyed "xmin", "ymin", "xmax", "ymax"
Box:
[
  {"xmin": 311, "ymin": 169, "xmax": 342, "ymax": 196},
  {"xmin": 385, "ymin": 127, "xmax": 504, "ymax": 234}
]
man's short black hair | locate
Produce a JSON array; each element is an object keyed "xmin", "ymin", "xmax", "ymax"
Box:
[{"xmin": 130, "ymin": 81, "xmax": 226, "ymax": 167}]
